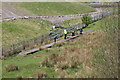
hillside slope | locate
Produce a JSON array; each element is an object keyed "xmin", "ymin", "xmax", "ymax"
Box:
[
  {"xmin": 2, "ymin": 2, "xmax": 96, "ymax": 18},
  {"xmin": 2, "ymin": 15, "xmax": 119, "ymax": 78},
  {"xmin": 20, "ymin": 2, "xmax": 96, "ymax": 16},
  {"xmin": 2, "ymin": 18, "xmax": 53, "ymax": 47}
]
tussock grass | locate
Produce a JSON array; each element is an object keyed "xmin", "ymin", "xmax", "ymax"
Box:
[
  {"xmin": 5, "ymin": 64, "xmax": 19, "ymax": 72},
  {"xmin": 34, "ymin": 70, "xmax": 47, "ymax": 78},
  {"xmin": 40, "ymin": 15, "xmax": 118, "ymax": 78}
]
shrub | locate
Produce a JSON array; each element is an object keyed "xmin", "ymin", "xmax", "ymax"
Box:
[
  {"xmin": 16, "ymin": 76, "xmax": 23, "ymax": 80},
  {"xmin": 81, "ymin": 14, "xmax": 92, "ymax": 28},
  {"xmin": 49, "ymin": 53, "xmax": 59, "ymax": 61},
  {"xmin": 41, "ymin": 58, "xmax": 49, "ymax": 67},
  {"xmin": 35, "ymin": 70, "xmax": 47, "ymax": 78},
  {"xmin": 56, "ymin": 62, "xmax": 69, "ymax": 70},
  {"xmin": 5, "ymin": 64, "xmax": 19, "ymax": 72},
  {"xmin": 41, "ymin": 58, "xmax": 54, "ymax": 67},
  {"xmin": 70, "ymin": 62, "xmax": 78, "ymax": 69}
]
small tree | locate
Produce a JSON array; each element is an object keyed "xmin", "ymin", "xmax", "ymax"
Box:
[{"xmin": 82, "ymin": 14, "xmax": 92, "ymax": 28}]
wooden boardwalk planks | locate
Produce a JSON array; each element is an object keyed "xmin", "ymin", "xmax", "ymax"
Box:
[
  {"xmin": 18, "ymin": 30, "xmax": 93, "ymax": 56},
  {"xmin": 18, "ymin": 35, "xmax": 79, "ymax": 56}
]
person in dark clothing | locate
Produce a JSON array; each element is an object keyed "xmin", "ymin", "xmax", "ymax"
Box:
[
  {"xmin": 49, "ymin": 30, "xmax": 53, "ymax": 36},
  {"xmin": 54, "ymin": 34, "xmax": 58, "ymax": 42},
  {"xmin": 78, "ymin": 28, "xmax": 83, "ymax": 34},
  {"xmin": 72, "ymin": 31, "xmax": 75, "ymax": 36}
]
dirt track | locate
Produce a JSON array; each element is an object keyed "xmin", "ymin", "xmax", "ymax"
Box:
[
  {"xmin": 42, "ymin": 8, "xmax": 104, "ymax": 24},
  {"xmin": 2, "ymin": 8, "xmax": 104, "ymax": 25}
]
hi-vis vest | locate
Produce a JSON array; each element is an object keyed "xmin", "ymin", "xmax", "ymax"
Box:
[{"xmin": 64, "ymin": 30, "xmax": 67, "ymax": 34}]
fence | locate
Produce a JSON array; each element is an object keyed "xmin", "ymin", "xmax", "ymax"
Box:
[{"xmin": 2, "ymin": 10, "xmax": 118, "ymax": 57}]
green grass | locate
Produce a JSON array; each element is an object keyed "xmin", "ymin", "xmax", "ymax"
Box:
[
  {"xmin": 2, "ymin": 47, "xmax": 63, "ymax": 78},
  {"xmin": 2, "ymin": 15, "xmax": 118, "ymax": 78},
  {"xmin": 2, "ymin": 16, "xmax": 82, "ymax": 47},
  {"xmin": 83, "ymin": 15, "xmax": 118, "ymax": 31},
  {"xmin": 59, "ymin": 17, "xmax": 82, "ymax": 27},
  {"xmin": 2, "ymin": 2, "xmax": 95, "ymax": 50},
  {"xmin": 2, "ymin": 18, "xmax": 53, "ymax": 47},
  {"xmin": 19, "ymin": 2, "xmax": 96, "ymax": 16}
]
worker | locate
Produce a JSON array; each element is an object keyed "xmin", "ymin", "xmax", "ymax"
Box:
[
  {"xmin": 64, "ymin": 29, "xmax": 67, "ymax": 39},
  {"xmin": 54, "ymin": 34, "xmax": 58, "ymax": 42},
  {"xmin": 52, "ymin": 26, "xmax": 56, "ymax": 30},
  {"xmin": 71, "ymin": 31, "xmax": 75, "ymax": 36},
  {"xmin": 78, "ymin": 28, "xmax": 83, "ymax": 34}
]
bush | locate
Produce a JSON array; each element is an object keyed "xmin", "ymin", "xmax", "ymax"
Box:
[
  {"xmin": 56, "ymin": 62, "xmax": 69, "ymax": 70},
  {"xmin": 41, "ymin": 53, "xmax": 60, "ymax": 67},
  {"xmin": 5, "ymin": 64, "xmax": 19, "ymax": 72},
  {"xmin": 82, "ymin": 14, "xmax": 92, "ymax": 28},
  {"xmin": 35, "ymin": 71, "xmax": 47, "ymax": 78},
  {"xmin": 41, "ymin": 58, "xmax": 50, "ymax": 67}
]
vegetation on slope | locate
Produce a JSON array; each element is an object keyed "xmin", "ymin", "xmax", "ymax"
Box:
[
  {"xmin": 2, "ymin": 18, "xmax": 53, "ymax": 47},
  {"xmin": 2, "ymin": 17, "xmax": 82, "ymax": 47},
  {"xmin": 58, "ymin": 17, "xmax": 82, "ymax": 27},
  {"xmin": 2, "ymin": 2, "xmax": 95, "ymax": 47},
  {"xmin": 2, "ymin": 15, "xmax": 118, "ymax": 78},
  {"xmin": 19, "ymin": 2, "xmax": 96, "ymax": 16},
  {"xmin": 84, "ymin": 15, "xmax": 118, "ymax": 31}
]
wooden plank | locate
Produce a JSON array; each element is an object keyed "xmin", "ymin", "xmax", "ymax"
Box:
[
  {"xmin": 18, "ymin": 36, "xmax": 78, "ymax": 56},
  {"xmin": 40, "ymin": 43, "xmax": 54, "ymax": 49},
  {"xmin": 18, "ymin": 47, "xmax": 40, "ymax": 56}
]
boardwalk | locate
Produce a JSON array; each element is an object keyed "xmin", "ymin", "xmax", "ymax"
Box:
[
  {"xmin": 18, "ymin": 36, "xmax": 78, "ymax": 56},
  {"xmin": 18, "ymin": 30, "xmax": 92, "ymax": 56}
]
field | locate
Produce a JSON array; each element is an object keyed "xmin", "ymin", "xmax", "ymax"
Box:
[
  {"xmin": 2, "ymin": 2, "xmax": 96, "ymax": 49},
  {"xmin": 59, "ymin": 17, "xmax": 82, "ymax": 27},
  {"xmin": 19, "ymin": 2, "xmax": 96, "ymax": 16},
  {"xmin": 2, "ymin": 17, "xmax": 83, "ymax": 48},
  {"xmin": 2, "ymin": 2, "xmax": 96, "ymax": 19},
  {"xmin": 2, "ymin": 15, "xmax": 118, "ymax": 78},
  {"xmin": 2, "ymin": 18, "xmax": 53, "ymax": 47}
]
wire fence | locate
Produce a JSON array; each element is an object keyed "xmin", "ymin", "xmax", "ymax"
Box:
[{"xmin": 2, "ymin": 10, "xmax": 118, "ymax": 57}]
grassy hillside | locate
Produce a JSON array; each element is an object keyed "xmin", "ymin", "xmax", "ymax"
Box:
[
  {"xmin": 84, "ymin": 15, "xmax": 118, "ymax": 31},
  {"xmin": 59, "ymin": 17, "xmax": 82, "ymax": 27},
  {"xmin": 2, "ymin": 18, "xmax": 53, "ymax": 47},
  {"xmin": 2, "ymin": 17, "xmax": 82, "ymax": 47},
  {"xmin": 19, "ymin": 2, "xmax": 96, "ymax": 16},
  {"xmin": 2, "ymin": 2, "xmax": 96, "ymax": 19},
  {"xmin": 2, "ymin": 15, "xmax": 118, "ymax": 78}
]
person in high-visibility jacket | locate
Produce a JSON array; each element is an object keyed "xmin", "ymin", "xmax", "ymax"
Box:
[{"xmin": 64, "ymin": 29, "xmax": 67, "ymax": 39}]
